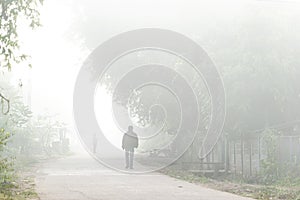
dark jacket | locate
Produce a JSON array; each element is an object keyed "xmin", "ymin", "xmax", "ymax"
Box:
[{"xmin": 122, "ymin": 131, "xmax": 138, "ymax": 151}]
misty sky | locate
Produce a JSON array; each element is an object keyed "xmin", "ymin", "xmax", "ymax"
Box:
[{"xmin": 11, "ymin": 0, "xmax": 300, "ymax": 141}]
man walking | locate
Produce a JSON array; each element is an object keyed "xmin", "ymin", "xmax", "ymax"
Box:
[{"xmin": 122, "ymin": 126, "xmax": 139, "ymax": 169}]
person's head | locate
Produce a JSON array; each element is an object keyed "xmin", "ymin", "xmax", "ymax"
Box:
[{"xmin": 128, "ymin": 125, "xmax": 133, "ymax": 132}]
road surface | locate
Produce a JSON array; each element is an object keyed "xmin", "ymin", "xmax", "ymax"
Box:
[{"xmin": 35, "ymin": 153, "xmax": 254, "ymax": 200}]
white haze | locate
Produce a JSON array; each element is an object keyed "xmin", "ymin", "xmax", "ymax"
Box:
[{"xmin": 11, "ymin": 0, "xmax": 300, "ymax": 150}]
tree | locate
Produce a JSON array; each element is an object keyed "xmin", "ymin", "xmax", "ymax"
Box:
[
  {"xmin": 0, "ymin": 79, "xmax": 31, "ymax": 197},
  {"xmin": 0, "ymin": 1, "xmax": 43, "ymax": 198},
  {"xmin": 0, "ymin": 0, "xmax": 43, "ymax": 70},
  {"xmin": 1, "ymin": 0, "xmax": 43, "ymax": 115}
]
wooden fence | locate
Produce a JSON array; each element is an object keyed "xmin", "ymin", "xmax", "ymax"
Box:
[{"xmin": 179, "ymin": 133, "xmax": 300, "ymax": 177}]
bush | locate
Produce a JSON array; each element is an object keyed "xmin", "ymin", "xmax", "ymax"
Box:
[
  {"xmin": 259, "ymin": 129, "xmax": 300, "ymax": 186},
  {"xmin": 259, "ymin": 130, "xmax": 279, "ymax": 184},
  {"xmin": 0, "ymin": 128, "xmax": 16, "ymax": 199}
]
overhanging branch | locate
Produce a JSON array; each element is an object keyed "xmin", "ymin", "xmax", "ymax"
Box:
[{"xmin": 0, "ymin": 93, "xmax": 10, "ymax": 115}]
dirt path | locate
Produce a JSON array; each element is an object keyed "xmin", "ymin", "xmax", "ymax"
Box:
[{"xmin": 35, "ymin": 153, "xmax": 254, "ymax": 200}]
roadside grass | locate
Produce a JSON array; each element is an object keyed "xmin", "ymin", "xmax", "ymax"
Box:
[
  {"xmin": 1, "ymin": 153, "xmax": 72, "ymax": 200},
  {"xmin": 0, "ymin": 170, "xmax": 38, "ymax": 200},
  {"xmin": 161, "ymin": 168, "xmax": 300, "ymax": 200},
  {"xmin": 13, "ymin": 175, "xmax": 38, "ymax": 200}
]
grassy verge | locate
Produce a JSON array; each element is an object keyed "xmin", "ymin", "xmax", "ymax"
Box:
[
  {"xmin": 160, "ymin": 168, "xmax": 300, "ymax": 200},
  {"xmin": 1, "ymin": 153, "xmax": 72, "ymax": 200},
  {"xmin": 0, "ymin": 165, "xmax": 39, "ymax": 200}
]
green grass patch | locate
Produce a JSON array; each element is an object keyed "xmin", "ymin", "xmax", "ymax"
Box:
[{"xmin": 161, "ymin": 168, "xmax": 300, "ymax": 200}]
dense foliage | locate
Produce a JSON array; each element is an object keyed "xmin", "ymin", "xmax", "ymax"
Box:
[
  {"xmin": 1, "ymin": 0, "xmax": 43, "ymax": 198},
  {"xmin": 0, "ymin": 0, "xmax": 43, "ymax": 69}
]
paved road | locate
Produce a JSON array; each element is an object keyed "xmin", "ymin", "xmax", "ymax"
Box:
[{"xmin": 35, "ymin": 153, "xmax": 254, "ymax": 200}]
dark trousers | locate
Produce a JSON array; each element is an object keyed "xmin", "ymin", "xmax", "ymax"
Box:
[{"xmin": 125, "ymin": 150, "xmax": 134, "ymax": 168}]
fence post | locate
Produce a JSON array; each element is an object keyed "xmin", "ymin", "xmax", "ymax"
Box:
[
  {"xmin": 289, "ymin": 136, "xmax": 293, "ymax": 163},
  {"xmin": 250, "ymin": 142, "xmax": 252, "ymax": 177},
  {"xmin": 234, "ymin": 142, "xmax": 236, "ymax": 175},
  {"xmin": 241, "ymin": 133, "xmax": 244, "ymax": 177},
  {"xmin": 225, "ymin": 134, "xmax": 230, "ymax": 173},
  {"xmin": 258, "ymin": 136, "xmax": 261, "ymax": 173}
]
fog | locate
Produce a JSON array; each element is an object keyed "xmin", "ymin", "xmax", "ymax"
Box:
[
  {"xmin": 2, "ymin": 0, "xmax": 300, "ymax": 199},
  {"xmin": 2, "ymin": 0, "xmax": 294, "ymax": 162},
  {"xmin": 12, "ymin": 0, "xmax": 299, "ymax": 135}
]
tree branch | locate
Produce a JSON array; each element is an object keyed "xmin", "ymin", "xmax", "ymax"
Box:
[{"xmin": 0, "ymin": 93, "xmax": 10, "ymax": 115}]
